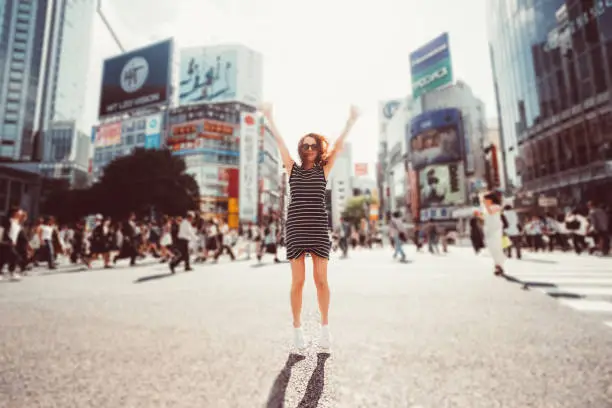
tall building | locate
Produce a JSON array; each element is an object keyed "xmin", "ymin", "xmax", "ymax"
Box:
[
  {"xmin": 0, "ymin": 0, "xmax": 95, "ymax": 162},
  {"xmin": 487, "ymin": 0, "xmax": 612, "ymax": 208},
  {"xmin": 0, "ymin": 0, "xmax": 49, "ymax": 160},
  {"xmin": 328, "ymin": 142, "xmax": 353, "ymax": 228},
  {"xmin": 38, "ymin": 0, "xmax": 96, "ymax": 136}
]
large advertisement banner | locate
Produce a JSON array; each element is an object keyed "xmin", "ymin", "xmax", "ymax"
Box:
[
  {"xmin": 167, "ymin": 118, "xmax": 237, "ymax": 155},
  {"xmin": 179, "ymin": 45, "xmax": 263, "ymax": 107},
  {"xmin": 419, "ymin": 163, "xmax": 465, "ymax": 208},
  {"xmin": 98, "ymin": 39, "xmax": 173, "ymax": 118},
  {"xmin": 94, "ymin": 122, "xmax": 122, "ymax": 147},
  {"xmin": 408, "ymin": 108, "xmax": 463, "ymax": 171},
  {"xmin": 410, "ymin": 33, "xmax": 453, "ymax": 99},
  {"xmin": 239, "ymin": 112, "xmax": 259, "ymax": 222}
]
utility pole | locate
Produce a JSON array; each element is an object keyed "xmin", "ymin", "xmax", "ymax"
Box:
[{"xmin": 97, "ymin": 0, "xmax": 125, "ymax": 52}]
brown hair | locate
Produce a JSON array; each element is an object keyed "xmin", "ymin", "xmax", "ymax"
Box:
[{"xmin": 298, "ymin": 133, "xmax": 329, "ymax": 167}]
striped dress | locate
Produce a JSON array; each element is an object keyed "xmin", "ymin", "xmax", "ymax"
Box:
[{"xmin": 285, "ymin": 164, "xmax": 331, "ymax": 260}]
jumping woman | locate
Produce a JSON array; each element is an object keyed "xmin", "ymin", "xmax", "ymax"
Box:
[{"xmin": 261, "ymin": 103, "xmax": 360, "ymax": 352}]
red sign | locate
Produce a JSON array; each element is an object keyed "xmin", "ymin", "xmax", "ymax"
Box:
[
  {"xmin": 227, "ymin": 168, "xmax": 239, "ymax": 198},
  {"xmin": 354, "ymin": 163, "xmax": 368, "ymax": 177}
]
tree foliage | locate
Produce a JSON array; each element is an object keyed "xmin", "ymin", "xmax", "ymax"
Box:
[
  {"xmin": 40, "ymin": 148, "xmax": 200, "ymax": 223},
  {"xmin": 342, "ymin": 196, "xmax": 374, "ymax": 226}
]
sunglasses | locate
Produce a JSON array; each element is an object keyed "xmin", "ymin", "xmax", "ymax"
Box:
[{"xmin": 301, "ymin": 143, "xmax": 319, "ymax": 151}]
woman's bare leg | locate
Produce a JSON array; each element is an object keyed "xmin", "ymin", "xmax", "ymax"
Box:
[
  {"xmin": 290, "ymin": 254, "xmax": 306, "ymax": 328},
  {"xmin": 311, "ymin": 253, "xmax": 330, "ymax": 325}
]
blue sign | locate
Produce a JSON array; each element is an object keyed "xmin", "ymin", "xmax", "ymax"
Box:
[
  {"xmin": 408, "ymin": 108, "xmax": 464, "ymax": 171},
  {"xmin": 409, "ymin": 33, "xmax": 453, "ymax": 98},
  {"xmin": 99, "ymin": 39, "xmax": 173, "ymax": 118}
]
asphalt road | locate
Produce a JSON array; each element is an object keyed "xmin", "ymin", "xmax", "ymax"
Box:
[{"xmin": 1, "ymin": 247, "xmax": 611, "ymax": 408}]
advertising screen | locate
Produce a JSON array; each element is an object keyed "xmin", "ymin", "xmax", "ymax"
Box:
[
  {"xmin": 409, "ymin": 108, "xmax": 463, "ymax": 171},
  {"xmin": 179, "ymin": 45, "xmax": 262, "ymax": 107},
  {"xmin": 98, "ymin": 39, "xmax": 173, "ymax": 118},
  {"xmin": 418, "ymin": 163, "xmax": 465, "ymax": 208},
  {"xmin": 94, "ymin": 122, "xmax": 122, "ymax": 147},
  {"xmin": 410, "ymin": 33, "xmax": 453, "ymax": 99}
]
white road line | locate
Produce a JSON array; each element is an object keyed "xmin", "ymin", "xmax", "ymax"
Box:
[
  {"xmin": 520, "ymin": 277, "xmax": 612, "ymax": 285},
  {"xmin": 559, "ymin": 299, "xmax": 612, "ymax": 313},
  {"xmin": 546, "ymin": 286, "xmax": 612, "ymax": 296},
  {"xmin": 512, "ymin": 272, "xmax": 612, "ymax": 278}
]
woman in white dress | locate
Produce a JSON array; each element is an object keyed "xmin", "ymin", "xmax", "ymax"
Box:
[{"xmin": 480, "ymin": 191, "xmax": 506, "ymax": 276}]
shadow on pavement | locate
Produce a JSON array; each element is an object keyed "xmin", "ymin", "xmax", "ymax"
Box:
[
  {"xmin": 266, "ymin": 353, "xmax": 306, "ymax": 408},
  {"xmin": 133, "ymin": 272, "xmax": 175, "ymax": 284},
  {"xmin": 297, "ymin": 352, "xmax": 331, "ymax": 408},
  {"xmin": 547, "ymin": 292, "xmax": 584, "ymax": 299},
  {"xmin": 501, "ymin": 274, "xmax": 558, "ymax": 291},
  {"xmin": 520, "ymin": 258, "xmax": 558, "ymax": 264}
]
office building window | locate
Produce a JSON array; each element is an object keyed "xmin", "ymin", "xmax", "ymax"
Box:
[
  {"xmin": 9, "ymin": 72, "xmax": 23, "ymax": 81},
  {"xmin": 12, "ymin": 51, "xmax": 25, "ymax": 61},
  {"xmin": 5, "ymin": 102, "xmax": 18, "ymax": 112},
  {"xmin": 0, "ymin": 145, "xmax": 15, "ymax": 158},
  {"xmin": 4, "ymin": 113, "xmax": 18, "ymax": 122},
  {"xmin": 7, "ymin": 91, "xmax": 20, "ymax": 100},
  {"xmin": 136, "ymin": 133, "xmax": 145, "ymax": 144},
  {"xmin": 125, "ymin": 134, "xmax": 134, "ymax": 145}
]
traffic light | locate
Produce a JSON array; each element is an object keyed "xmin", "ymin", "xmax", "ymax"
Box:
[{"xmin": 449, "ymin": 163, "xmax": 459, "ymax": 192}]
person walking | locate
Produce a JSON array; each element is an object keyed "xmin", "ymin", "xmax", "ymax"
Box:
[
  {"xmin": 480, "ymin": 191, "xmax": 506, "ymax": 276},
  {"xmin": 262, "ymin": 102, "xmax": 360, "ymax": 352},
  {"xmin": 169, "ymin": 211, "xmax": 197, "ymax": 273}
]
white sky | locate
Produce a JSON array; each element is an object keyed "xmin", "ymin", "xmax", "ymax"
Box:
[{"xmin": 84, "ymin": 0, "xmax": 495, "ymax": 176}]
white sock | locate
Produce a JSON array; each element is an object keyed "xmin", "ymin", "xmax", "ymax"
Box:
[
  {"xmin": 319, "ymin": 325, "xmax": 331, "ymax": 349},
  {"xmin": 293, "ymin": 326, "xmax": 306, "ymax": 349}
]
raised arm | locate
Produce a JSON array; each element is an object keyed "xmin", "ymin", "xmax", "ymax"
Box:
[
  {"xmin": 479, "ymin": 191, "xmax": 500, "ymax": 215},
  {"xmin": 260, "ymin": 103, "xmax": 294, "ymax": 174},
  {"xmin": 323, "ymin": 105, "xmax": 360, "ymax": 179}
]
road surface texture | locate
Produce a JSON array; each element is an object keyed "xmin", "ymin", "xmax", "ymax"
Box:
[{"xmin": 1, "ymin": 247, "xmax": 612, "ymax": 408}]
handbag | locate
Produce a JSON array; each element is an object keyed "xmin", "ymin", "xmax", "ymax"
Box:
[{"xmin": 502, "ymin": 235, "xmax": 512, "ymax": 249}]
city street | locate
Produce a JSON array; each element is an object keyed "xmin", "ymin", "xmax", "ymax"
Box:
[{"xmin": 1, "ymin": 248, "xmax": 612, "ymax": 408}]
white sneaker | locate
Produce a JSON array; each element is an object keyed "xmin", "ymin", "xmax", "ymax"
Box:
[
  {"xmin": 293, "ymin": 327, "xmax": 306, "ymax": 351},
  {"xmin": 319, "ymin": 325, "xmax": 332, "ymax": 350}
]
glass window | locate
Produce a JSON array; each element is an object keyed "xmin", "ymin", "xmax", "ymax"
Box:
[
  {"xmin": 136, "ymin": 133, "xmax": 145, "ymax": 144},
  {"xmin": 7, "ymin": 91, "xmax": 20, "ymax": 100},
  {"xmin": 5, "ymin": 102, "xmax": 18, "ymax": 112},
  {"xmin": 14, "ymin": 32, "xmax": 27, "ymax": 41},
  {"xmin": 0, "ymin": 145, "xmax": 15, "ymax": 158},
  {"xmin": 591, "ymin": 46, "xmax": 607, "ymax": 93},
  {"xmin": 13, "ymin": 41, "xmax": 26, "ymax": 51},
  {"xmin": 125, "ymin": 134, "xmax": 134, "ymax": 145},
  {"xmin": 16, "ymin": 22, "xmax": 28, "ymax": 31},
  {"xmin": 12, "ymin": 51, "xmax": 25, "ymax": 61},
  {"xmin": 9, "ymin": 71, "xmax": 23, "ymax": 80},
  {"xmin": 18, "ymin": 3, "xmax": 31, "ymax": 12},
  {"xmin": 5, "ymin": 113, "xmax": 18, "ymax": 121}
]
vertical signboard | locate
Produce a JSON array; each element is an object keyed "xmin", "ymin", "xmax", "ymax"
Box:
[
  {"xmin": 239, "ymin": 112, "xmax": 259, "ymax": 222},
  {"xmin": 410, "ymin": 33, "xmax": 453, "ymax": 99},
  {"xmin": 144, "ymin": 114, "xmax": 162, "ymax": 149}
]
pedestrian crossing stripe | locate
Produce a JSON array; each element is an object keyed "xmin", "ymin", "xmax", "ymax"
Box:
[{"xmin": 559, "ymin": 299, "xmax": 612, "ymax": 313}]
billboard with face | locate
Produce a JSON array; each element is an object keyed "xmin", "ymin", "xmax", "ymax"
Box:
[{"xmin": 418, "ymin": 163, "xmax": 465, "ymax": 208}]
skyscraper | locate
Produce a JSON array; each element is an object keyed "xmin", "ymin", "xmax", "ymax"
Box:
[
  {"xmin": 0, "ymin": 0, "xmax": 49, "ymax": 160},
  {"xmin": 0, "ymin": 0, "xmax": 95, "ymax": 162}
]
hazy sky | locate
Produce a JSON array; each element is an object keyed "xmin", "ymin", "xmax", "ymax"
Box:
[{"xmin": 85, "ymin": 0, "xmax": 495, "ymax": 175}]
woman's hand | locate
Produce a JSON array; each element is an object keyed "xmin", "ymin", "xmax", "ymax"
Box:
[
  {"xmin": 260, "ymin": 102, "xmax": 273, "ymax": 120},
  {"xmin": 349, "ymin": 105, "xmax": 360, "ymax": 123}
]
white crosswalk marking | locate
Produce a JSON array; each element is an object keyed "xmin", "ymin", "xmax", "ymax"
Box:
[{"xmin": 504, "ymin": 253, "xmax": 612, "ymax": 331}]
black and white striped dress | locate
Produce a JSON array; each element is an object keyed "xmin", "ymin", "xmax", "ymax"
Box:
[{"xmin": 285, "ymin": 164, "xmax": 331, "ymax": 260}]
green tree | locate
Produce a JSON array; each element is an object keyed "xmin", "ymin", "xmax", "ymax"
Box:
[
  {"xmin": 93, "ymin": 148, "xmax": 199, "ymax": 218},
  {"xmin": 342, "ymin": 196, "xmax": 374, "ymax": 226},
  {"xmin": 40, "ymin": 148, "xmax": 200, "ymax": 222}
]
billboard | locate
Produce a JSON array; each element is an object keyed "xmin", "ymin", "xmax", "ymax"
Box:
[
  {"xmin": 410, "ymin": 33, "xmax": 453, "ymax": 99},
  {"xmin": 98, "ymin": 39, "xmax": 173, "ymax": 118},
  {"xmin": 179, "ymin": 45, "xmax": 263, "ymax": 106},
  {"xmin": 419, "ymin": 163, "xmax": 465, "ymax": 209},
  {"xmin": 408, "ymin": 108, "xmax": 463, "ymax": 171},
  {"xmin": 239, "ymin": 112, "xmax": 260, "ymax": 222},
  {"xmin": 93, "ymin": 122, "xmax": 121, "ymax": 147}
]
